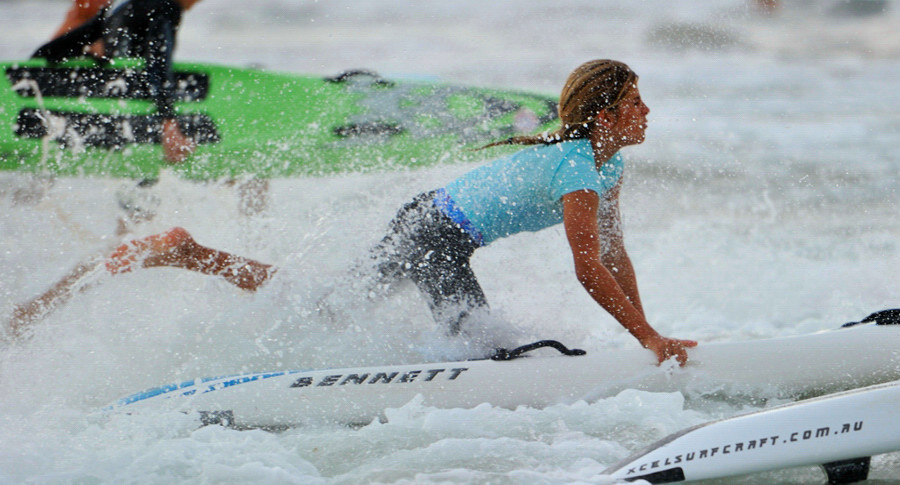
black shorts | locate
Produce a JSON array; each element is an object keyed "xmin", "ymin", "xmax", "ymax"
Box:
[{"xmin": 371, "ymin": 191, "xmax": 488, "ymax": 333}]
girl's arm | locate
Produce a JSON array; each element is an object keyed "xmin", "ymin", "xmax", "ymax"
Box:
[{"xmin": 562, "ymin": 189, "xmax": 696, "ymax": 365}]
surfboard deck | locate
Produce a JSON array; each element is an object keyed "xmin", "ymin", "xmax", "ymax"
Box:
[
  {"xmin": 603, "ymin": 380, "xmax": 900, "ymax": 483},
  {"xmin": 108, "ymin": 318, "xmax": 900, "ymax": 428},
  {"xmin": 0, "ymin": 59, "xmax": 558, "ymax": 180}
]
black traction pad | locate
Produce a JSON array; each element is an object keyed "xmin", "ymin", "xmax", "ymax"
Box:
[
  {"xmin": 6, "ymin": 66, "xmax": 209, "ymax": 101},
  {"xmin": 15, "ymin": 108, "xmax": 219, "ymax": 148}
]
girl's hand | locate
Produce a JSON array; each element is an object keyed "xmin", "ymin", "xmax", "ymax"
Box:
[{"xmin": 643, "ymin": 335, "xmax": 698, "ymax": 367}]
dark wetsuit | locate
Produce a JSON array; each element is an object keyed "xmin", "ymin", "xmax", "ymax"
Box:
[
  {"xmin": 33, "ymin": 0, "xmax": 184, "ymax": 118},
  {"xmin": 371, "ymin": 192, "xmax": 487, "ymax": 335}
]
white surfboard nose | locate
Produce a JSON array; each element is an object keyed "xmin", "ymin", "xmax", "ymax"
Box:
[{"xmin": 603, "ymin": 380, "xmax": 900, "ymax": 483}]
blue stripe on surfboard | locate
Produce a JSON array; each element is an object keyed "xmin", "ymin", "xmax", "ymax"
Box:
[{"xmin": 110, "ymin": 370, "xmax": 304, "ymax": 408}]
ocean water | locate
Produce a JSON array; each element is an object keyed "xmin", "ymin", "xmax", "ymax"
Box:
[{"xmin": 1, "ymin": 0, "xmax": 899, "ymax": 483}]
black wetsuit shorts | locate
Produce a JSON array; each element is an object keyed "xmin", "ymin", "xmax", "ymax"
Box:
[{"xmin": 372, "ymin": 191, "xmax": 488, "ymax": 333}]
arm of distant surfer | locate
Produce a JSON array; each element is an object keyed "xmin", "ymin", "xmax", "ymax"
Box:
[
  {"xmin": 161, "ymin": 118, "xmax": 196, "ymax": 163},
  {"xmin": 562, "ymin": 189, "xmax": 696, "ymax": 366},
  {"xmin": 33, "ymin": 13, "xmax": 105, "ymax": 62},
  {"xmin": 144, "ymin": 15, "xmax": 196, "ymax": 163},
  {"xmin": 53, "ymin": 0, "xmax": 109, "ymax": 37}
]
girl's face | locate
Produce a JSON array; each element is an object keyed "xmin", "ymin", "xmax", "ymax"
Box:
[{"xmin": 601, "ymin": 82, "xmax": 650, "ymax": 147}]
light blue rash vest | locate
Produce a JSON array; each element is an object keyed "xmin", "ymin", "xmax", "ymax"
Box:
[{"xmin": 440, "ymin": 138, "xmax": 624, "ymax": 246}]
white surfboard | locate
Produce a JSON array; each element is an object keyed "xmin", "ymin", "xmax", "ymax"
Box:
[
  {"xmin": 603, "ymin": 380, "xmax": 900, "ymax": 484},
  {"xmin": 109, "ymin": 313, "xmax": 900, "ymax": 428}
]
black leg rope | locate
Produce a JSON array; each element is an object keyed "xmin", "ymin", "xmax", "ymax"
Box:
[{"xmin": 490, "ymin": 340, "xmax": 586, "ymax": 361}]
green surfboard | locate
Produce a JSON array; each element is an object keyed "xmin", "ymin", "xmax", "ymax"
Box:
[{"xmin": 0, "ymin": 59, "xmax": 558, "ymax": 180}]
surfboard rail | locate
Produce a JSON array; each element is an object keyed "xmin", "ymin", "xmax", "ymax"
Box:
[{"xmin": 108, "ymin": 314, "xmax": 900, "ymax": 429}]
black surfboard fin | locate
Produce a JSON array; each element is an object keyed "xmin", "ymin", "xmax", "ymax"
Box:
[
  {"xmin": 842, "ymin": 309, "xmax": 900, "ymax": 327},
  {"xmin": 861, "ymin": 309, "xmax": 900, "ymax": 325},
  {"xmin": 821, "ymin": 456, "xmax": 870, "ymax": 484}
]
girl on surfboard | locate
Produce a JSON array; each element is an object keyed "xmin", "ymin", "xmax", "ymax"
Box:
[{"xmin": 10, "ymin": 60, "xmax": 697, "ymax": 366}]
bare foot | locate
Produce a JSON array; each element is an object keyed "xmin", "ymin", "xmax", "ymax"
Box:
[
  {"xmin": 106, "ymin": 227, "xmax": 192, "ymax": 274},
  {"xmin": 104, "ymin": 227, "xmax": 275, "ymax": 291}
]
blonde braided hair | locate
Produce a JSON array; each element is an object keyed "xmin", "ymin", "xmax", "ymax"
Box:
[{"xmin": 482, "ymin": 59, "xmax": 637, "ymax": 148}]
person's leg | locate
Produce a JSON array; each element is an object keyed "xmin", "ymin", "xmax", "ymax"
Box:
[
  {"xmin": 8, "ymin": 257, "xmax": 106, "ymax": 338},
  {"xmin": 107, "ymin": 227, "xmax": 275, "ymax": 291},
  {"xmin": 349, "ymin": 193, "xmax": 488, "ymax": 334},
  {"xmin": 7, "ymin": 227, "xmax": 275, "ymax": 338},
  {"xmin": 397, "ymin": 202, "xmax": 488, "ymax": 335},
  {"xmin": 410, "ymin": 250, "xmax": 488, "ymax": 335},
  {"xmin": 364, "ymin": 193, "xmax": 435, "ymax": 291}
]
